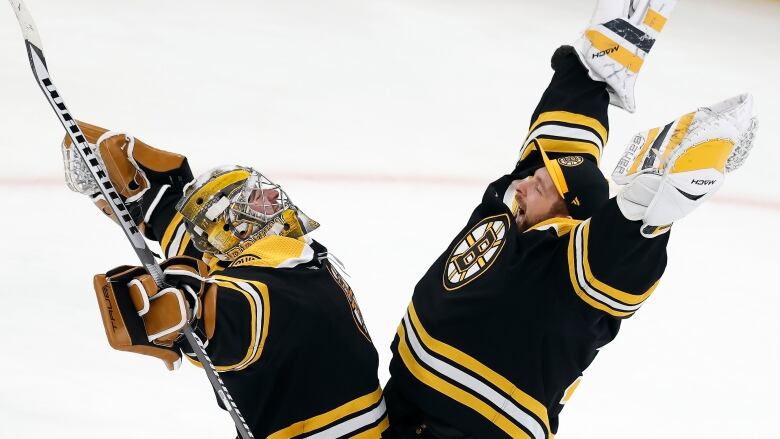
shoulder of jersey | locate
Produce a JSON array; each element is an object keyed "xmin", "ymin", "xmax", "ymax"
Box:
[
  {"xmin": 525, "ymin": 217, "xmax": 582, "ymax": 237},
  {"xmin": 229, "ymin": 235, "xmax": 316, "ymax": 269}
]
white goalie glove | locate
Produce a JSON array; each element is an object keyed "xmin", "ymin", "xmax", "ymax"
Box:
[
  {"xmin": 612, "ymin": 94, "xmax": 758, "ymax": 238},
  {"xmin": 575, "ymin": 0, "xmax": 678, "ymax": 112}
]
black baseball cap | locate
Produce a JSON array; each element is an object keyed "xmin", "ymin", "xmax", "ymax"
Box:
[{"xmin": 538, "ymin": 146, "xmax": 609, "ymax": 220}]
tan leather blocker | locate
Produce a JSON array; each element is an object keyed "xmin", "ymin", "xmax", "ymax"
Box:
[
  {"xmin": 93, "ymin": 257, "xmax": 214, "ymax": 371},
  {"xmin": 94, "ymin": 267, "xmax": 183, "ymax": 370}
]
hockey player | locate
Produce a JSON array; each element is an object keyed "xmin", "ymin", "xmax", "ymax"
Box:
[
  {"xmin": 62, "ymin": 123, "xmax": 389, "ymax": 438},
  {"xmin": 383, "ymin": 0, "xmax": 758, "ymax": 438}
]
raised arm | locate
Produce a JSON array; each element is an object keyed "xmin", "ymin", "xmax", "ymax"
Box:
[
  {"xmin": 516, "ymin": 45, "xmax": 610, "ymax": 174},
  {"xmin": 567, "ymin": 94, "xmax": 758, "ymax": 318},
  {"xmin": 566, "ymin": 197, "xmax": 667, "ymax": 318},
  {"xmin": 517, "ymin": 0, "xmax": 679, "ymax": 175}
]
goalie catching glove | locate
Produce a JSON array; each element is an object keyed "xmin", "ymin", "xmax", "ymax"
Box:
[
  {"xmin": 62, "ymin": 121, "xmax": 193, "ymax": 227},
  {"xmin": 575, "ymin": 0, "xmax": 677, "ymax": 112},
  {"xmin": 93, "ymin": 256, "xmax": 215, "ymax": 370},
  {"xmin": 612, "ymin": 93, "xmax": 758, "ymax": 238}
]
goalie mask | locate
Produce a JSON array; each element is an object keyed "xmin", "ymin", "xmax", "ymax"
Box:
[{"xmin": 175, "ymin": 165, "xmax": 319, "ymax": 261}]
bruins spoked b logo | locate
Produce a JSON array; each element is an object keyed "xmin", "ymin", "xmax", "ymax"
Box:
[{"xmin": 444, "ymin": 214, "xmax": 510, "ymax": 291}]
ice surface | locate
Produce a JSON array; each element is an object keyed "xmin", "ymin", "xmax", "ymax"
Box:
[{"xmin": 0, "ymin": 0, "xmax": 778, "ymax": 438}]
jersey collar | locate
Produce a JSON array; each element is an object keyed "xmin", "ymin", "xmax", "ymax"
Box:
[{"xmin": 525, "ymin": 217, "xmax": 582, "ymax": 236}]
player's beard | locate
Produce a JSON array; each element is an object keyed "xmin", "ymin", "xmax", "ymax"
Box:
[
  {"xmin": 515, "ymin": 206, "xmax": 530, "ymax": 232},
  {"xmin": 515, "ymin": 204, "xmax": 561, "ymax": 233}
]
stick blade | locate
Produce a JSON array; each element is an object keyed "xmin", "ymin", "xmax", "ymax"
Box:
[{"xmin": 8, "ymin": 0, "xmax": 43, "ymax": 49}]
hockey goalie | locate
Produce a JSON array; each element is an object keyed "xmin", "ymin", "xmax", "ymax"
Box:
[{"xmin": 62, "ymin": 123, "xmax": 390, "ymax": 438}]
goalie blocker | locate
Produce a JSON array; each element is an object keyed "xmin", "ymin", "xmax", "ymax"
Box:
[{"xmin": 94, "ymin": 256, "xmax": 213, "ymax": 370}]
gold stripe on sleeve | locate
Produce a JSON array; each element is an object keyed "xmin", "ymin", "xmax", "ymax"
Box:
[
  {"xmin": 519, "ymin": 139, "xmax": 601, "ymax": 165},
  {"xmin": 566, "ymin": 222, "xmax": 659, "ymax": 317},
  {"xmin": 580, "ymin": 222, "xmax": 659, "ymax": 306},
  {"xmin": 176, "ymin": 233, "xmax": 191, "ymax": 257},
  {"xmin": 539, "ymin": 138, "xmax": 601, "ymax": 163},
  {"xmin": 567, "ymin": 233, "xmax": 633, "ymax": 318},
  {"xmin": 160, "ymin": 213, "xmax": 184, "ymax": 255},
  {"xmin": 207, "ymin": 276, "xmax": 271, "ymax": 372},
  {"xmin": 529, "ymin": 111, "xmax": 608, "ymax": 146}
]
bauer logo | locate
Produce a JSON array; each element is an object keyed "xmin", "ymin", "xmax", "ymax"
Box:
[
  {"xmin": 443, "ymin": 214, "xmax": 510, "ymax": 291},
  {"xmin": 630, "ymin": 134, "xmax": 645, "ymax": 152}
]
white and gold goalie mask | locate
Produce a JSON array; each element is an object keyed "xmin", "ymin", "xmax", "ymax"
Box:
[{"xmin": 175, "ymin": 165, "xmax": 319, "ymax": 261}]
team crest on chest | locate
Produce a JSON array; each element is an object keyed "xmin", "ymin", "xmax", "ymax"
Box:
[{"xmin": 443, "ymin": 214, "xmax": 510, "ymax": 291}]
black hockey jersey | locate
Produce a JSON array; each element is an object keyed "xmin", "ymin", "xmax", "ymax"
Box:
[
  {"xmin": 385, "ymin": 46, "xmax": 669, "ymax": 438},
  {"xmin": 140, "ymin": 171, "xmax": 388, "ymax": 438}
]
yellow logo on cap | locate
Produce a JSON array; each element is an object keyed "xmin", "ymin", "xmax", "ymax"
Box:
[{"xmin": 558, "ymin": 156, "xmax": 584, "ymax": 167}]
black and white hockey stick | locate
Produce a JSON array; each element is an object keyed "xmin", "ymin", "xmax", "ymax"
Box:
[{"xmin": 7, "ymin": 1, "xmax": 254, "ymax": 437}]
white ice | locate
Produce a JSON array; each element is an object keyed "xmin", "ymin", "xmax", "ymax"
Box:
[{"xmin": 0, "ymin": 0, "xmax": 778, "ymax": 437}]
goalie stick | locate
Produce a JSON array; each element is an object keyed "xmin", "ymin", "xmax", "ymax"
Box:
[{"xmin": 6, "ymin": 1, "xmax": 254, "ymax": 437}]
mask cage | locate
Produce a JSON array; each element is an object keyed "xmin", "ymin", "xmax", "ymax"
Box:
[{"xmin": 228, "ymin": 170, "xmax": 294, "ymax": 228}]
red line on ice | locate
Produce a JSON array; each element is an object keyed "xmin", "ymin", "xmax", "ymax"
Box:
[{"xmin": 1, "ymin": 173, "xmax": 779, "ymax": 212}]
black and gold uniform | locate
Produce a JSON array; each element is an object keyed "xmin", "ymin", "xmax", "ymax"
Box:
[
  {"xmin": 140, "ymin": 170, "xmax": 389, "ymax": 438},
  {"xmin": 385, "ymin": 46, "xmax": 669, "ymax": 438}
]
